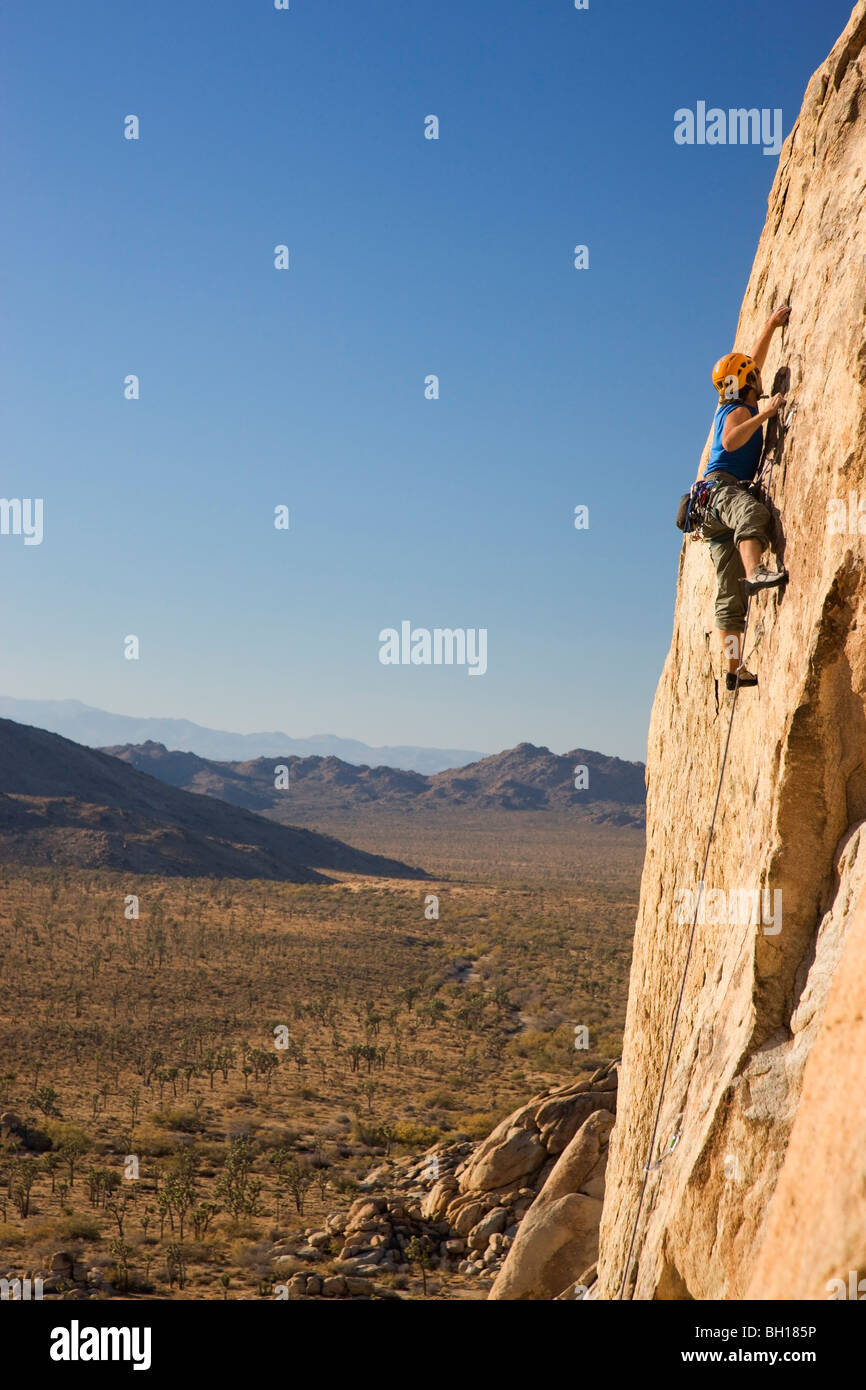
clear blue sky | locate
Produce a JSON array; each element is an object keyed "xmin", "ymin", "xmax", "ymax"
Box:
[{"xmin": 0, "ymin": 0, "xmax": 852, "ymax": 761}]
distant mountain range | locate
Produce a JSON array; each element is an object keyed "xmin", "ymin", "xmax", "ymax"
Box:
[
  {"xmin": 0, "ymin": 698, "xmax": 482, "ymax": 775},
  {"xmin": 103, "ymin": 741, "xmax": 647, "ymax": 827},
  {"xmin": 0, "ymin": 719, "xmax": 423, "ymax": 882}
]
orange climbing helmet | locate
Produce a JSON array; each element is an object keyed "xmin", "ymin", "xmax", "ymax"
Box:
[{"xmin": 712, "ymin": 351, "xmax": 760, "ymax": 401}]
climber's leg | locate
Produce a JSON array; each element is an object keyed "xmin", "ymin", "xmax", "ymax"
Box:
[
  {"xmin": 720, "ymin": 629, "xmax": 744, "ymax": 674},
  {"xmin": 726, "ymin": 489, "xmax": 788, "ymax": 593},
  {"xmin": 738, "ymin": 537, "xmax": 763, "ymax": 576},
  {"xmin": 707, "ymin": 533, "xmax": 749, "ymax": 664}
]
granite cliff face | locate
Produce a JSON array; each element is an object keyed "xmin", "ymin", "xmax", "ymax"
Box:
[{"xmin": 595, "ymin": 3, "xmax": 866, "ymax": 1300}]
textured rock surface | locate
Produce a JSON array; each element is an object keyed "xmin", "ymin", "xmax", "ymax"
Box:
[
  {"xmin": 488, "ymin": 1109, "xmax": 615, "ymax": 1300},
  {"xmin": 454, "ymin": 1065, "xmax": 617, "ymax": 1199},
  {"xmin": 596, "ymin": 2, "xmax": 866, "ymax": 1301}
]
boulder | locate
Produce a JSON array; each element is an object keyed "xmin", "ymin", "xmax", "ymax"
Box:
[
  {"xmin": 467, "ymin": 1207, "xmax": 508, "ymax": 1252},
  {"xmin": 535, "ymin": 1090, "xmax": 616, "ymax": 1155},
  {"xmin": 358, "ymin": 1163, "xmax": 391, "ymax": 1190},
  {"xmin": 421, "ymin": 1175, "xmax": 459, "ymax": 1221},
  {"xmin": 345, "ymin": 1276, "xmax": 374, "ymax": 1295},
  {"xmin": 488, "ymin": 1193, "xmax": 603, "ymax": 1301},
  {"xmin": 488, "ymin": 1111, "xmax": 613, "ymax": 1300},
  {"xmin": 446, "ymin": 1197, "xmax": 488, "ymax": 1236},
  {"xmin": 346, "ymin": 1196, "xmax": 386, "ymax": 1223},
  {"xmin": 457, "ymin": 1124, "xmax": 546, "ymax": 1193}
]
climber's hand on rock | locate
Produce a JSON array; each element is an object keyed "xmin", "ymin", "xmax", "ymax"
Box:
[
  {"xmin": 769, "ymin": 305, "xmax": 791, "ymax": 328},
  {"xmin": 765, "ymin": 393, "xmax": 785, "ymax": 417}
]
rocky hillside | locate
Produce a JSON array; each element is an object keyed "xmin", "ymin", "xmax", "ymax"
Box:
[
  {"xmin": 103, "ymin": 741, "xmax": 646, "ymax": 827},
  {"xmin": 595, "ymin": 3, "xmax": 866, "ymax": 1300},
  {"xmin": 0, "ymin": 719, "xmax": 423, "ymax": 882},
  {"xmin": 261, "ymin": 1061, "xmax": 617, "ymax": 1301}
]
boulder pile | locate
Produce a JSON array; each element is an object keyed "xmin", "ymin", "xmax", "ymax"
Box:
[{"xmin": 275, "ymin": 1060, "xmax": 617, "ymax": 1299}]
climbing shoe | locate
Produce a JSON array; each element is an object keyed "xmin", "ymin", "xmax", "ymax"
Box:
[
  {"xmin": 742, "ymin": 564, "xmax": 788, "ymax": 595},
  {"xmin": 726, "ymin": 668, "xmax": 758, "ymax": 691}
]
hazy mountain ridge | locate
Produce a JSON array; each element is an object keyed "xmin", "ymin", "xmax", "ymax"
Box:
[
  {"xmin": 0, "ymin": 698, "xmax": 483, "ymax": 774},
  {"xmin": 103, "ymin": 740, "xmax": 647, "ymax": 827},
  {"xmin": 0, "ymin": 719, "xmax": 424, "ymax": 882}
]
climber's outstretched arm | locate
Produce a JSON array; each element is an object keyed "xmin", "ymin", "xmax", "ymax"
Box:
[{"xmin": 751, "ymin": 304, "xmax": 791, "ymax": 370}]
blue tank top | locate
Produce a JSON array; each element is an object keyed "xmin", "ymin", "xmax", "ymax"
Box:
[{"xmin": 705, "ymin": 401, "xmax": 763, "ymax": 482}]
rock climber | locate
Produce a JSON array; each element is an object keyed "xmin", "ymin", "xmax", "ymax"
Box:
[{"xmin": 699, "ymin": 305, "xmax": 791, "ymax": 691}]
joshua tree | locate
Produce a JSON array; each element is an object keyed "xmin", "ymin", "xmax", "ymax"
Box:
[
  {"xmin": 191, "ymin": 1200, "xmax": 219, "ymax": 1240},
  {"xmin": 106, "ymin": 1193, "xmax": 131, "ymax": 1240},
  {"xmin": 30, "ymin": 1084, "xmax": 61, "ymax": 1117},
  {"xmin": 109, "ymin": 1237, "xmax": 133, "ymax": 1292},
  {"xmin": 10, "ymin": 1157, "xmax": 38, "ymax": 1218},
  {"xmin": 281, "ymin": 1157, "xmax": 312, "ymax": 1216},
  {"xmin": 216, "ymin": 1137, "xmax": 261, "ymax": 1218},
  {"xmin": 41, "ymin": 1151, "xmax": 61, "ymax": 1194},
  {"xmin": 165, "ymin": 1243, "xmax": 186, "ymax": 1290},
  {"xmin": 405, "ymin": 1236, "xmax": 433, "ymax": 1296},
  {"xmin": 164, "ymin": 1172, "xmax": 194, "ymax": 1240},
  {"xmin": 58, "ymin": 1133, "xmax": 87, "ymax": 1188}
]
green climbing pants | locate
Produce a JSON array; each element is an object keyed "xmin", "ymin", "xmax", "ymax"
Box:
[{"xmin": 700, "ymin": 472, "xmax": 771, "ymax": 632}]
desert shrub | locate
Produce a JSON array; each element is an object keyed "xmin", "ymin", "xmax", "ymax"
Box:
[
  {"xmin": 227, "ymin": 1239, "xmax": 274, "ymax": 1272},
  {"xmin": 0, "ymin": 1223, "xmax": 25, "ymax": 1246},
  {"xmin": 451, "ymin": 1111, "xmax": 498, "ymax": 1140},
  {"xmin": 42, "ymin": 1120, "xmax": 90, "ymax": 1148},
  {"xmin": 350, "ymin": 1118, "xmax": 380, "ymax": 1146},
  {"xmin": 392, "ymin": 1122, "xmax": 440, "ymax": 1148},
  {"xmin": 135, "ymin": 1129, "xmax": 178, "ymax": 1158},
  {"xmin": 56, "ymin": 1214, "xmax": 101, "ymax": 1241},
  {"xmin": 421, "ymin": 1090, "xmax": 457, "ymax": 1110},
  {"xmin": 225, "ymin": 1120, "xmax": 256, "ymax": 1142},
  {"xmin": 147, "ymin": 1108, "xmax": 205, "ymax": 1133},
  {"xmin": 507, "ymin": 1023, "xmax": 580, "ymax": 1069},
  {"xmin": 259, "ymin": 1126, "xmax": 299, "ymax": 1149},
  {"xmin": 194, "ymin": 1142, "xmax": 227, "ymax": 1165}
]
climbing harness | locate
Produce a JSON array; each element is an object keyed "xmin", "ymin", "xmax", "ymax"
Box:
[
  {"xmin": 675, "ymin": 477, "xmax": 727, "ymax": 534},
  {"xmin": 675, "ymin": 396, "xmax": 795, "ymax": 536},
  {"xmin": 617, "ymin": 393, "xmax": 793, "ymax": 1300}
]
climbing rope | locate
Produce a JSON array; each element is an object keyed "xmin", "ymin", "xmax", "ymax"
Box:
[
  {"xmin": 615, "ymin": 603, "xmax": 752, "ymax": 1299},
  {"xmin": 616, "ymin": 400, "xmax": 791, "ymax": 1301}
]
